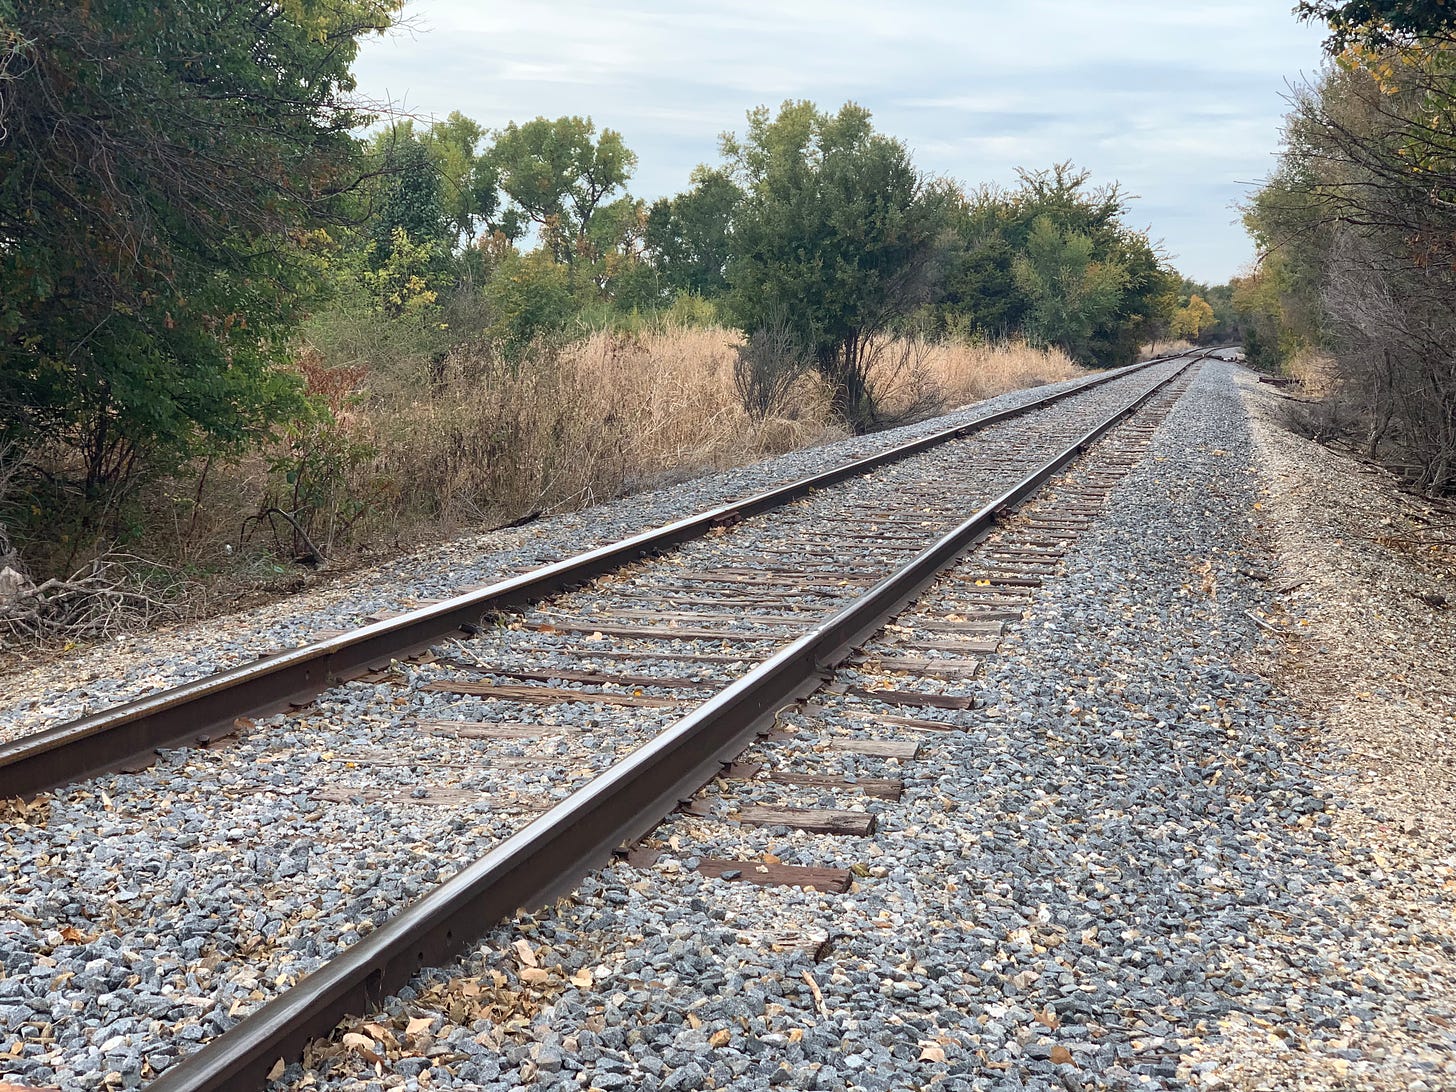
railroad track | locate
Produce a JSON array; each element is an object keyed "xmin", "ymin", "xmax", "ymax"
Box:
[{"xmin": 0, "ymin": 352, "xmax": 1206, "ymax": 1091}]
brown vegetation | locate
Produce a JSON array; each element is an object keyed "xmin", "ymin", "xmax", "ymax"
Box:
[{"xmin": 0, "ymin": 326, "xmax": 1081, "ymax": 649}]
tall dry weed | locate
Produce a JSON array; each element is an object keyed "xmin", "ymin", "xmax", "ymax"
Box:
[
  {"xmin": 874, "ymin": 337, "xmax": 1081, "ymax": 415},
  {"xmin": 1139, "ymin": 339, "xmax": 1196, "ymax": 360}
]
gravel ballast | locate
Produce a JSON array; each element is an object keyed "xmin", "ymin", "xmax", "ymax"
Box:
[
  {"xmin": 269, "ymin": 360, "xmax": 1454, "ymax": 1092},
  {"xmin": 0, "ymin": 364, "xmax": 1185, "ymax": 1089}
]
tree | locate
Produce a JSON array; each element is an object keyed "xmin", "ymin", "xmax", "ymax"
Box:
[
  {"xmin": 0, "ymin": 0, "xmax": 397, "ymax": 529},
  {"xmin": 723, "ymin": 100, "xmax": 950, "ymax": 431},
  {"xmin": 368, "ymin": 132, "xmax": 448, "ymax": 264},
  {"xmin": 1004, "ymin": 165, "xmax": 1174, "ymax": 366},
  {"xmin": 485, "ymin": 116, "xmax": 637, "ymax": 264},
  {"xmin": 1298, "ymin": 0, "xmax": 1456, "ymax": 50},
  {"xmin": 644, "ymin": 167, "xmax": 741, "ymax": 299},
  {"xmin": 1169, "ymin": 294, "xmax": 1216, "ymax": 340},
  {"xmin": 1012, "ymin": 216, "xmax": 1128, "ymax": 360},
  {"xmin": 1245, "ymin": 41, "xmax": 1456, "ymax": 491},
  {"xmin": 419, "ymin": 111, "xmax": 500, "ymax": 249}
]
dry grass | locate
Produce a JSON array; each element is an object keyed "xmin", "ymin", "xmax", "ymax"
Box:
[
  {"xmin": 909, "ymin": 337, "xmax": 1081, "ymax": 410},
  {"xmin": 113, "ymin": 326, "xmax": 1086, "ymax": 580},
  {"xmin": 1139, "ymin": 338, "xmax": 1196, "ymax": 360},
  {"xmin": 1283, "ymin": 347, "xmax": 1341, "ymax": 397},
  {"xmin": 349, "ymin": 327, "xmax": 1082, "ymax": 536}
]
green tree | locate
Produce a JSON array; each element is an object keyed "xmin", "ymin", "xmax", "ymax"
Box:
[
  {"xmin": 419, "ymin": 111, "xmax": 500, "ymax": 248},
  {"xmin": 723, "ymin": 100, "xmax": 950, "ymax": 431},
  {"xmin": 368, "ymin": 133, "xmax": 448, "ymax": 264},
  {"xmin": 485, "ymin": 116, "xmax": 637, "ymax": 264},
  {"xmin": 1298, "ymin": 0, "xmax": 1456, "ymax": 50},
  {"xmin": 0, "ymin": 0, "xmax": 397, "ymax": 527},
  {"xmin": 645, "ymin": 167, "xmax": 742, "ymax": 299},
  {"xmin": 1012, "ymin": 216, "xmax": 1129, "ymax": 360}
]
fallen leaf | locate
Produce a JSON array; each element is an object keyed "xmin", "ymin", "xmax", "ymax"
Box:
[
  {"xmin": 1050, "ymin": 1045, "xmax": 1074, "ymax": 1065},
  {"xmin": 1034, "ymin": 1008, "xmax": 1061, "ymax": 1030},
  {"xmin": 709, "ymin": 1029, "xmax": 731, "ymax": 1048},
  {"xmin": 570, "ymin": 968, "xmax": 593, "ymax": 988},
  {"xmin": 405, "ymin": 1017, "xmax": 434, "ymax": 1037},
  {"xmin": 519, "ymin": 967, "xmax": 550, "ymax": 985},
  {"xmin": 341, "ymin": 1032, "xmax": 382, "ymax": 1064},
  {"xmin": 265, "ymin": 1059, "xmax": 286, "ymax": 1081},
  {"xmin": 919, "ymin": 1045, "xmax": 947, "ymax": 1063},
  {"xmin": 513, "ymin": 939, "xmax": 539, "ymax": 968},
  {"xmin": 787, "ymin": 1027, "xmax": 804, "ymax": 1044}
]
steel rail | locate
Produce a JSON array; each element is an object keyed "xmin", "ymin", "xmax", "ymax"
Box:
[
  {"xmin": 145, "ymin": 356, "xmax": 1198, "ymax": 1091},
  {"xmin": 0, "ymin": 354, "xmax": 1182, "ymax": 798}
]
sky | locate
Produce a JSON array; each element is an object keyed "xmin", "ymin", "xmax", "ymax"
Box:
[{"xmin": 352, "ymin": 1, "xmax": 1331, "ymax": 285}]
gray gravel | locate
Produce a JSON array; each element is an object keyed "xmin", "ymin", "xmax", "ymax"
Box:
[{"xmin": 270, "ymin": 361, "xmax": 1411, "ymax": 1092}]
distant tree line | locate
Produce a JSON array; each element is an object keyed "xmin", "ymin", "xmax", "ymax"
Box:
[{"xmin": 0, "ymin": 0, "xmax": 1178, "ymax": 571}]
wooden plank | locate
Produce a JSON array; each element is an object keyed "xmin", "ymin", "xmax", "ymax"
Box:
[
  {"xmin": 825, "ymin": 738, "xmax": 921, "ymax": 759},
  {"xmin": 722, "ymin": 761, "xmax": 903, "ymax": 800},
  {"xmin": 556, "ymin": 608, "xmax": 817, "ymax": 627},
  {"xmin": 861, "ymin": 656, "xmax": 982, "ymax": 679},
  {"xmin": 897, "ymin": 637, "xmax": 1007, "ymax": 654},
  {"xmin": 412, "ymin": 719, "xmax": 555, "ymax": 739},
  {"xmin": 676, "ymin": 570, "xmax": 876, "ymax": 588},
  {"xmin": 733, "ymin": 806, "xmax": 877, "ymax": 835},
  {"xmin": 895, "ymin": 619, "xmax": 1002, "ymax": 636},
  {"xmin": 420, "ymin": 680, "xmax": 681, "ymax": 708},
  {"xmin": 802, "ymin": 703, "xmax": 958, "ymax": 733},
  {"xmin": 575, "ymin": 647, "xmax": 762, "ymax": 666},
  {"xmin": 434, "ymin": 661, "xmax": 720, "ymax": 691},
  {"xmin": 527, "ymin": 620, "xmax": 779, "ymax": 642},
  {"xmin": 844, "ymin": 686, "xmax": 974, "ymax": 710},
  {"xmin": 697, "ymin": 857, "xmax": 852, "ymax": 894}
]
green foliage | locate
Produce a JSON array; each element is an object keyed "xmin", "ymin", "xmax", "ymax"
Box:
[
  {"xmin": 483, "ymin": 250, "xmax": 577, "ymax": 352},
  {"xmin": 367, "ymin": 135, "xmax": 448, "ymax": 265},
  {"xmin": 0, "ymin": 0, "xmax": 397, "ymax": 528},
  {"xmin": 723, "ymin": 100, "xmax": 949, "ymax": 430},
  {"xmin": 1012, "ymin": 216, "xmax": 1129, "ymax": 360},
  {"xmin": 1298, "ymin": 0, "xmax": 1456, "ymax": 51},
  {"xmin": 927, "ymin": 166, "xmax": 1174, "ymax": 365},
  {"xmin": 485, "ymin": 116, "xmax": 638, "ymax": 264},
  {"xmin": 645, "ymin": 168, "xmax": 742, "ymax": 299},
  {"xmin": 419, "ymin": 112, "xmax": 500, "ymax": 248},
  {"xmin": 360, "ymin": 228, "xmax": 443, "ymax": 318}
]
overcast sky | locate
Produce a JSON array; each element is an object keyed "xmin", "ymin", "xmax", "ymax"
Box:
[{"xmin": 353, "ymin": 1, "xmax": 1330, "ymax": 284}]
